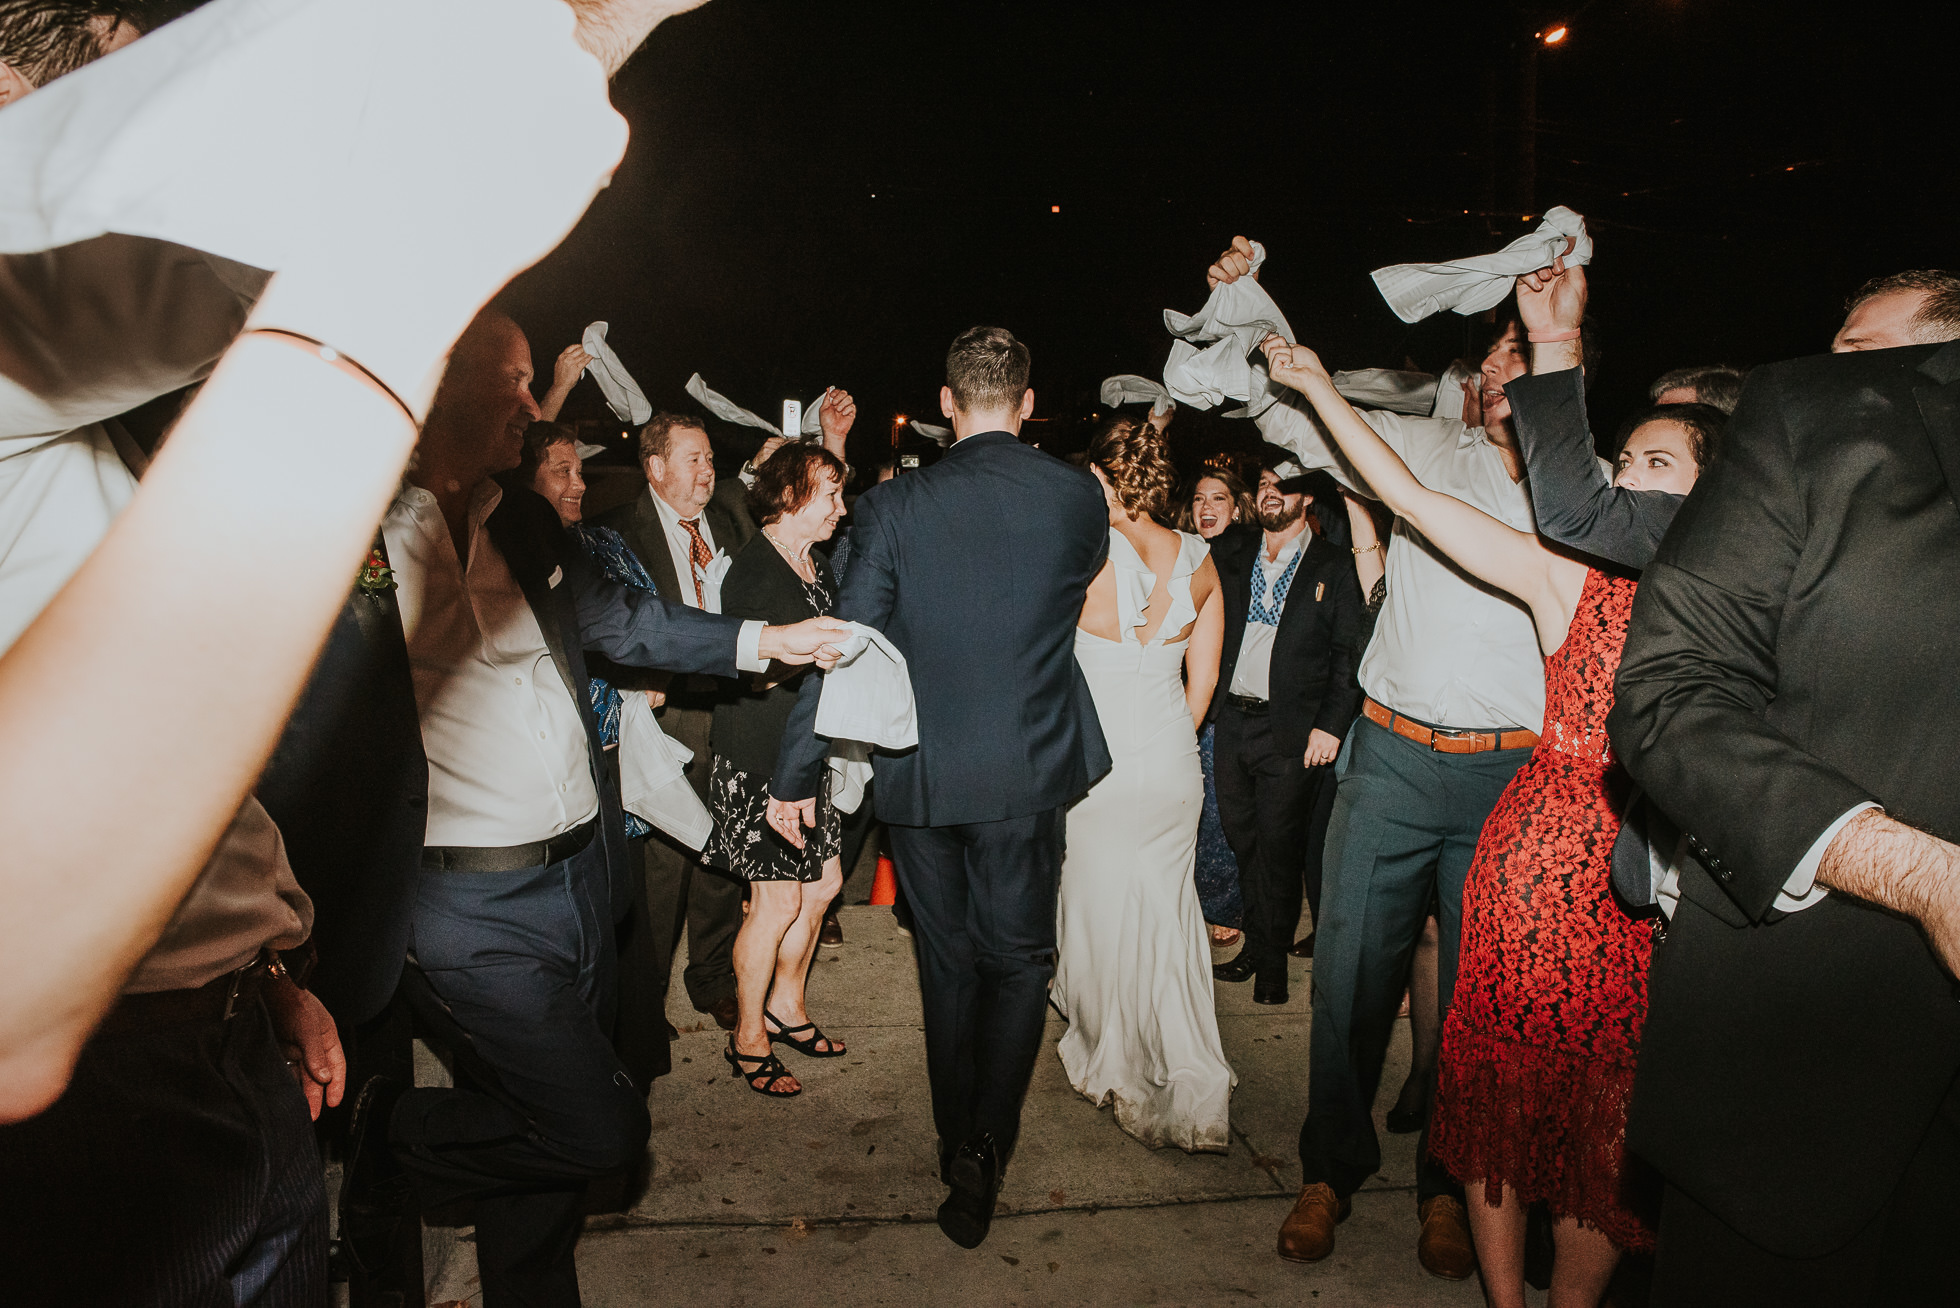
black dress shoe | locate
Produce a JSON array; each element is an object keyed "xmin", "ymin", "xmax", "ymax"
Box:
[
  {"xmin": 1289, "ymin": 932, "xmax": 1316, "ymax": 959},
  {"xmin": 1252, "ymin": 978, "xmax": 1290, "ymax": 1005},
  {"xmin": 339, "ymin": 1076, "xmax": 419, "ymax": 1304},
  {"xmin": 1213, "ymin": 954, "xmax": 1258, "ymax": 983},
  {"xmin": 937, "ymin": 1132, "xmax": 1003, "ymax": 1249}
]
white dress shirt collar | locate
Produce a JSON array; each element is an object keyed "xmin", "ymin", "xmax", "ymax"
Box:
[{"xmin": 647, "ymin": 485, "xmax": 723, "ymax": 611}]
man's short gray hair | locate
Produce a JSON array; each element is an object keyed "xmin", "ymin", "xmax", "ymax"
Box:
[{"xmin": 1845, "ymin": 270, "xmax": 1960, "ymax": 344}]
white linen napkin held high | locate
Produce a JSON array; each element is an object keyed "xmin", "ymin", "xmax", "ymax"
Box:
[
  {"xmin": 580, "ymin": 322, "xmax": 651, "ymax": 425},
  {"xmin": 1369, "ymin": 206, "xmax": 1593, "ymax": 324}
]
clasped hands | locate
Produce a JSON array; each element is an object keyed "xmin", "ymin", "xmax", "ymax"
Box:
[{"xmin": 760, "ymin": 616, "xmax": 851, "ymax": 670}]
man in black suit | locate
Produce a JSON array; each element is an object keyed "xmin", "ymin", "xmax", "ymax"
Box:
[
  {"xmin": 304, "ymin": 311, "xmax": 843, "ymax": 1308},
  {"xmin": 1608, "ymin": 317, "xmax": 1960, "ymax": 1303},
  {"xmin": 592, "ymin": 412, "xmax": 754, "ymax": 1036},
  {"xmin": 771, "ymin": 326, "xmax": 1110, "ymax": 1249},
  {"xmin": 1208, "ymin": 461, "xmax": 1364, "ymax": 1005}
]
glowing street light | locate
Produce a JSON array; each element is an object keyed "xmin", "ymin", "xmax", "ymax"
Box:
[{"xmin": 1540, "ymin": 24, "xmax": 1568, "ymax": 44}]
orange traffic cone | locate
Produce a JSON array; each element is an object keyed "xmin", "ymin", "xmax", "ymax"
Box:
[{"xmin": 870, "ymin": 853, "xmax": 899, "ymax": 906}]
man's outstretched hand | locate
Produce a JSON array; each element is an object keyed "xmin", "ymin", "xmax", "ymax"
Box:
[
  {"xmin": 767, "ymin": 795, "xmax": 817, "ymax": 850},
  {"xmin": 1517, "ymin": 236, "xmax": 1587, "ymax": 341},
  {"xmin": 761, "ymin": 616, "xmax": 851, "ymax": 670},
  {"xmin": 1259, "ymin": 334, "xmax": 1331, "ymax": 392},
  {"xmin": 1207, "ymin": 236, "xmax": 1259, "ymax": 289}
]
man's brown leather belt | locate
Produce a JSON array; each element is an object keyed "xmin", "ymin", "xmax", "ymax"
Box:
[
  {"xmin": 1362, "ymin": 697, "xmax": 1538, "ymax": 755},
  {"xmin": 422, "ymin": 817, "xmax": 599, "ymax": 873},
  {"xmin": 96, "ymin": 950, "xmax": 279, "ymax": 1037}
]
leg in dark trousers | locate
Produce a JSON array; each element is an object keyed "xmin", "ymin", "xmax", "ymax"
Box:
[
  {"xmin": 888, "ymin": 808, "xmax": 1066, "ymax": 1160},
  {"xmin": 1213, "ymin": 704, "xmax": 1321, "ymax": 984},
  {"xmin": 609, "ymin": 840, "xmax": 670, "ymax": 1090},
  {"xmin": 393, "ymin": 840, "xmax": 649, "ymax": 1308},
  {"xmin": 336, "ymin": 993, "xmax": 426, "ymax": 1308},
  {"xmin": 1298, "ymin": 717, "xmax": 1529, "ymax": 1202},
  {"xmin": 1650, "ymin": 1077, "xmax": 1959, "ymax": 1308},
  {"xmin": 0, "ymin": 992, "xmax": 328, "ymax": 1306},
  {"xmin": 1300, "ymin": 746, "xmax": 1341, "ymax": 937}
]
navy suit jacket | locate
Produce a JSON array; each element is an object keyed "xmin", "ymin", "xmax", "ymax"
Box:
[{"xmin": 772, "ymin": 431, "xmax": 1111, "ymax": 827}]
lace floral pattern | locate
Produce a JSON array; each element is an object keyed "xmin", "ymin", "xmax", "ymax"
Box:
[
  {"xmin": 1430, "ymin": 568, "xmax": 1658, "ymax": 1251},
  {"xmin": 706, "ymin": 754, "xmax": 840, "ymax": 883}
]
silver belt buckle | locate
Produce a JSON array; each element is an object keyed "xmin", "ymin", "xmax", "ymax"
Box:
[{"xmin": 1429, "ymin": 727, "xmax": 1481, "ymax": 751}]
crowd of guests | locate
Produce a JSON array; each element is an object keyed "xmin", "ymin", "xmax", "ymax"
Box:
[{"xmin": 3, "ymin": 6, "xmax": 1960, "ymax": 1308}]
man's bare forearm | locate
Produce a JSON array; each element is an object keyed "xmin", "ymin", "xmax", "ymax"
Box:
[{"xmin": 1818, "ymin": 808, "xmax": 1960, "ymax": 975}]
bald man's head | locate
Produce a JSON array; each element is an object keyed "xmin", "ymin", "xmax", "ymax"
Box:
[{"xmin": 419, "ymin": 310, "xmax": 540, "ymax": 489}]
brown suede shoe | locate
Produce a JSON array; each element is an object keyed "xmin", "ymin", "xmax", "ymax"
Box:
[
  {"xmin": 1417, "ymin": 1195, "xmax": 1477, "ymax": 1280},
  {"xmin": 703, "ymin": 995, "xmax": 740, "ymax": 1032},
  {"xmin": 1276, "ymin": 1182, "xmax": 1350, "ymax": 1262}
]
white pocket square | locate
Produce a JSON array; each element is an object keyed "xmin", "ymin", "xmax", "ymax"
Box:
[{"xmin": 547, "ymin": 565, "xmax": 563, "ymax": 589}]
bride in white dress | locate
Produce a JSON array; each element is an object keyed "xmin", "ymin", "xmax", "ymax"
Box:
[{"xmin": 1052, "ymin": 421, "xmax": 1237, "ymax": 1152}]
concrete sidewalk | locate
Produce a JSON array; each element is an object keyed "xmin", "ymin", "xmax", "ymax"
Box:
[{"xmin": 414, "ymin": 904, "xmax": 1474, "ymax": 1307}]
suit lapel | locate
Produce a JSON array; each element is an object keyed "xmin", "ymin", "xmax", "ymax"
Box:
[
  {"xmin": 1913, "ymin": 342, "xmax": 1960, "ymax": 512},
  {"xmin": 485, "ymin": 497, "xmax": 582, "ymax": 714},
  {"xmin": 632, "ymin": 489, "xmax": 684, "ymax": 601}
]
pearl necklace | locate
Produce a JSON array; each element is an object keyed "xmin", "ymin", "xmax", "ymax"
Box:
[{"xmin": 761, "ymin": 529, "xmax": 815, "ymax": 581}]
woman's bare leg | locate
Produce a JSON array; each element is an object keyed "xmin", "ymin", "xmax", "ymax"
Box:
[
  {"xmin": 732, "ymin": 881, "xmax": 802, "ymax": 1088},
  {"xmin": 1547, "ymin": 1216, "xmax": 1621, "ymax": 1308},
  {"xmin": 766, "ymin": 857, "xmax": 845, "ymax": 1052},
  {"xmin": 1464, "ymin": 1178, "xmax": 1529, "ymax": 1308}
]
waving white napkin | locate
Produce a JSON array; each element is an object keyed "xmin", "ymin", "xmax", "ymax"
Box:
[
  {"xmin": 1160, "ymin": 241, "xmax": 1296, "ymax": 419},
  {"xmin": 0, "ymin": 0, "xmax": 626, "ymax": 400},
  {"xmin": 683, "ymin": 374, "xmax": 824, "ymax": 439},
  {"xmin": 617, "ymin": 690, "xmax": 712, "ymax": 849},
  {"xmin": 580, "ymin": 322, "xmax": 651, "ymax": 425},
  {"xmin": 1099, "ymin": 375, "xmax": 1176, "ymax": 416},
  {"xmin": 815, "ymin": 621, "xmax": 918, "ymax": 751},
  {"xmin": 826, "ymin": 740, "xmax": 875, "ymax": 815},
  {"xmin": 1370, "ymin": 206, "xmax": 1593, "ymax": 324},
  {"xmin": 907, "ymin": 420, "xmax": 953, "ymax": 447},
  {"xmin": 1331, "ymin": 369, "xmax": 1438, "ymax": 416}
]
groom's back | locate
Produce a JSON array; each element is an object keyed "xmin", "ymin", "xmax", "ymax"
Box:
[{"xmin": 853, "ymin": 433, "xmax": 1110, "ymax": 826}]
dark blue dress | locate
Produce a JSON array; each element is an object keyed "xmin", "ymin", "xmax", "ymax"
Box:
[{"xmin": 570, "ymin": 522, "xmax": 659, "ymax": 839}]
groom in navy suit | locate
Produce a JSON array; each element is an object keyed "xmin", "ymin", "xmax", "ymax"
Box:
[{"xmin": 772, "ymin": 326, "xmax": 1110, "ymax": 1248}]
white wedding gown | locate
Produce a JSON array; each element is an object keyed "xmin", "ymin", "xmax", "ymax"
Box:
[{"xmin": 1053, "ymin": 530, "xmax": 1236, "ymax": 1153}]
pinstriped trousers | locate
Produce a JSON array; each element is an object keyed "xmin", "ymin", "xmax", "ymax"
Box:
[{"xmin": 0, "ymin": 993, "xmax": 327, "ymax": 1305}]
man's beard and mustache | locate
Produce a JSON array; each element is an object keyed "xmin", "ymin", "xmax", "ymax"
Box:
[{"xmin": 1257, "ymin": 497, "xmax": 1304, "ymax": 533}]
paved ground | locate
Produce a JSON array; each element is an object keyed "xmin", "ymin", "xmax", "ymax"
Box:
[{"xmin": 405, "ymin": 899, "xmax": 1481, "ymax": 1308}]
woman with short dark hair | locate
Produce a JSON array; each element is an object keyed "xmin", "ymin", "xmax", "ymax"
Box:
[{"xmin": 710, "ymin": 443, "xmax": 851, "ymax": 1096}]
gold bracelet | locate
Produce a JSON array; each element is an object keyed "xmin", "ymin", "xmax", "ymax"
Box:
[
  {"xmin": 244, "ymin": 328, "xmax": 417, "ymax": 426},
  {"xmin": 1351, "ymin": 542, "xmax": 1383, "ymax": 555}
]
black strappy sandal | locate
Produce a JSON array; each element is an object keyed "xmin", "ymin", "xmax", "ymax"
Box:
[
  {"xmin": 764, "ymin": 1008, "xmax": 847, "ymax": 1058},
  {"xmin": 723, "ymin": 1039, "xmax": 800, "ymax": 1097}
]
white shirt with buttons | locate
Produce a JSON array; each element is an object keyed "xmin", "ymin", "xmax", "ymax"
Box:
[
  {"xmin": 384, "ymin": 480, "xmax": 601, "ymax": 848},
  {"xmin": 1227, "ymin": 529, "xmax": 1308, "ymax": 702}
]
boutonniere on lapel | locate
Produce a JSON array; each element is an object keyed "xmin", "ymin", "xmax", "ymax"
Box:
[
  {"xmin": 356, "ymin": 547, "xmax": 397, "ymax": 596},
  {"xmin": 1314, "ymin": 581, "xmax": 1325, "ymax": 602}
]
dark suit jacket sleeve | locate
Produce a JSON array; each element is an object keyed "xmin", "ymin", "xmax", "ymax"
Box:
[
  {"xmin": 1310, "ymin": 552, "xmax": 1366, "ymax": 737},
  {"xmin": 1606, "ymin": 367, "xmax": 1878, "ymax": 921},
  {"xmin": 769, "ymin": 492, "xmax": 900, "ymax": 801},
  {"xmin": 1506, "ymin": 368, "xmax": 1684, "ymax": 570},
  {"xmin": 562, "ymin": 532, "xmax": 744, "ymax": 680}
]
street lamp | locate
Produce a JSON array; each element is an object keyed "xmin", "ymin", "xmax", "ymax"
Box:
[{"xmin": 1540, "ymin": 24, "xmax": 1569, "ymax": 44}]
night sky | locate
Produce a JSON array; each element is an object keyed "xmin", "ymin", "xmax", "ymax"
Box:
[{"xmin": 497, "ymin": 0, "xmax": 1956, "ymax": 473}]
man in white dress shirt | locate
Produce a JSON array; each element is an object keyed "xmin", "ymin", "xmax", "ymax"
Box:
[
  {"xmin": 1204, "ymin": 241, "xmax": 1545, "ymax": 1279},
  {"xmin": 370, "ymin": 312, "xmax": 844, "ymax": 1307}
]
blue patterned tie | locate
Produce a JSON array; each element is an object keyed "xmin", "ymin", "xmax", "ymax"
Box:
[{"xmin": 1247, "ymin": 546, "xmax": 1303, "ymax": 627}]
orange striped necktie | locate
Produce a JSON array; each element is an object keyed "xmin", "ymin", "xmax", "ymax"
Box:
[{"xmin": 680, "ymin": 517, "xmax": 712, "ymax": 606}]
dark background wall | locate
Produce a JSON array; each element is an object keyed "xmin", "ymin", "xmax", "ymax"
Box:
[{"xmin": 475, "ymin": 1, "xmax": 1945, "ymax": 469}]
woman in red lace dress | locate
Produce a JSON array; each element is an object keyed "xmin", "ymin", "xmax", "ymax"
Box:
[{"xmin": 1259, "ymin": 334, "xmax": 1714, "ymax": 1307}]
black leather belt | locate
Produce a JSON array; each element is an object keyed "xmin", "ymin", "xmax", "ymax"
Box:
[
  {"xmin": 422, "ymin": 817, "xmax": 598, "ymax": 873},
  {"xmin": 96, "ymin": 949, "xmax": 281, "ymax": 1037},
  {"xmin": 1226, "ymin": 693, "xmax": 1270, "ymax": 715}
]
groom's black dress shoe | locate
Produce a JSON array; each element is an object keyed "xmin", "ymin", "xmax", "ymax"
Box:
[
  {"xmin": 1253, "ymin": 977, "xmax": 1290, "ymax": 1005},
  {"xmin": 1213, "ymin": 954, "xmax": 1258, "ymax": 983},
  {"xmin": 937, "ymin": 1132, "xmax": 1003, "ymax": 1249}
]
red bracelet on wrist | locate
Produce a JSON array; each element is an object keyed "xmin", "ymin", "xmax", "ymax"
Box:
[{"xmin": 1527, "ymin": 328, "xmax": 1582, "ymax": 343}]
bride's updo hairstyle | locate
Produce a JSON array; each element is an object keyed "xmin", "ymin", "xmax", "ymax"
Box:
[{"xmin": 1087, "ymin": 420, "xmax": 1178, "ymax": 524}]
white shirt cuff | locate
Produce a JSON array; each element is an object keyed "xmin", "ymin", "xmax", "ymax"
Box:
[
  {"xmin": 1775, "ymin": 802, "xmax": 1879, "ymax": 914},
  {"xmin": 735, "ymin": 619, "xmax": 766, "ymax": 674}
]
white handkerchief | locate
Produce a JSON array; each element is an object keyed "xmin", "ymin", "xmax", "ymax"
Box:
[
  {"xmin": 1160, "ymin": 241, "xmax": 1296, "ymax": 419},
  {"xmin": 703, "ymin": 550, "xmax": 733, "ymax": 591},
  {"xmin": 907, "ymin": 420, "xmax": 953, "ymax": 447},
  {"xmin": 580, "ymin": 322, "xmax": 651, "ymax": 425},
  {"xmin": 826, "ymin": 740, "xmax": 875, "ymax": 815},
  {"xmin": 1331, "ymin": 369, "xmax": 1439, "ymax": 417},
  {"xmin": 1099, "ymin": 375, "xmax": 1176, "ymax": 416},
  {"xmin": 618, "ymin": 691, "xmax": 712, "ymax": 849},
  {"xmin": 815, "ymin": 621, "xmax": 918, "ymax": 751},
  {"xmin": 683, "ymin": 374, "xmax": 825, "ymax": 439},
  {"xmin": 1370, "ymin": 206, "xmax": 1593, "ymax": 324}
]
